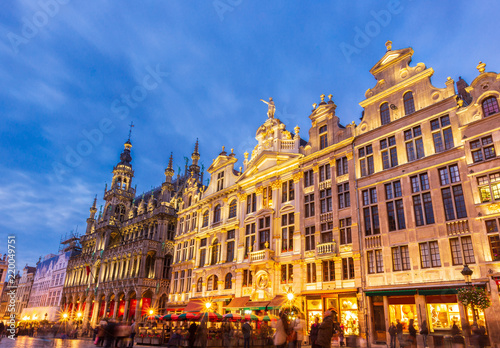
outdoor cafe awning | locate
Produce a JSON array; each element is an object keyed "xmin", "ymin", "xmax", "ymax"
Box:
[
  {"xmin": 225, "ymin": 296, "xmax": 250, "ymax": 309},
  {"xmin": 184, "ymin": 299, "xmax": 205, "ymax": 312},
  {"xmin": 243, "ymin": 301, "xmax": 269, "ymax": 310},
  {"xmin": 268, "ymin": 295, "xmax": 286, "ymax": 309}
]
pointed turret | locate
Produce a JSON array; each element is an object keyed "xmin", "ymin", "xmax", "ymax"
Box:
[
  {"xmin": 189, "ymin": 139, "xmax": 201, "ymax": 179},
  {"xmin": 86, "ymin": 195, "xmax": 98, "ymax": 234},
  {"xmin": 165, "ymin": 152, "xmax": 174, "ymax": 183}
]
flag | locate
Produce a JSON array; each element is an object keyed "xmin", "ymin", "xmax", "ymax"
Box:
[{"xmin": 86, "ymin": 264, "xmax": 91, "ymax": 276}]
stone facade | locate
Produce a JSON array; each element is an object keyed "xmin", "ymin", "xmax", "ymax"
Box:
[
  {"xmin": 60, "ymin": 139, "xmax": 194, "ymax": 327},
  {"xmin": 167, "ymin": 44, "xmax": 500, "ymax": 346},
  {"xmin": 15, "ymin": 266, "xmax": 36, "ymax": 319}
]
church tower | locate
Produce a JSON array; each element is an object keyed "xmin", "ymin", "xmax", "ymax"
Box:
[
  {"xmin": 161, "ymin": 152, "xmax": 175, "ymax": 202},
  {"xmin": 189, "ymin": 139, "xmax": 201, "ymax": 179},
  {"xmin": 85, "ymin": 195, "xmax": 97, "ymax": 234},
  {"xmin": 102, "ymin": 139, "xmax": 136, "ymax": 222}
]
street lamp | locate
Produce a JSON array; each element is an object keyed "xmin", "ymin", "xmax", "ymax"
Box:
[
  {"xmin": 461, "ymin": 264, "xmax": 473, "ymax": 287},
  {"xmin": 286, "ymin": 293, "xmax": 294, "ymax": 301},
  {"xmin": 205, "ymin": 302, "xmax": 212, "ymax": 311}
]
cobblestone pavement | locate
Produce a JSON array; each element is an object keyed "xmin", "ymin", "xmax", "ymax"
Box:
[{"xmin": 0, "ymin": 336, "xmax": 97, "ymax": 348}]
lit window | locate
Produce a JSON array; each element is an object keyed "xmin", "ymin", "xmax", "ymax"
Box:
[
  {"xmin": 482, "ymin": 96, "xmax": 499, "ymax": 117},
  {"xmin": 403, "ymin": 91, "xmax": 415, "ymax": 115}
]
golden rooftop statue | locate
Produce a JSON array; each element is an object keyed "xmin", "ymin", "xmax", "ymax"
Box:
[{"xmin": 260, "ymin": 97, "xmax": 275, "ymax": 118}]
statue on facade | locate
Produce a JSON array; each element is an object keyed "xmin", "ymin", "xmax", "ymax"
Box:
[{"xmin": 260, "ymin": 97, "xmax": 275, "ymax": 119}]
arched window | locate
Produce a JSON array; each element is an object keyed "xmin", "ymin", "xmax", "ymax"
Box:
[
  {"xmin": 482, "ymin": 96, "xmax": 499, "ymax": 117},
  {"xmin": 115, "ymin": 204, "xmax": 126, "ymax": 222},
  {"xmin": 202, "ymin": 211, "xmax": 209, "ymax": 227},
  {"xmin": 211, "ymin": 239, "xmax": 219, "ymax": 265},
  {"xmin": 207, "ymin": 275, "xmax": 214, "ymax": 291},
  {"xmin": 403, "ymin": 91, "xmax": 415, "ymax": 115},
  {"xmin": 380, "ymin": 102, "xmax": 390, "ymax": 125},
  {"xmin": 185, "ymin": 215, "xmax": 190, "ymax": 233},
  {"xmin": 213, "ymin": 205, "xmax": 221, "ymax": 223},
  {"xmin": 122, "ymin": 178, "xmax": 127, "ymax": 189},
  {"xmin": 188, "ymin": 196, "xmax": 192, "ymax": 207},
  {"xmin": 228, "ymin": 200, "xmax": 237, "ymax": 219},
  {"xmin": 224, "ymin": 273, "xmax": 232, "ymax": 289},
  {"xmin": 145, "ymin": 253, "xmax": 155, "ymax": 279},
  {"xmin": 196, "ymin": 277, "xmax": 203, "ymax": 292},
  {"xmin": 213, "ymin": 275, "xmax": 218, "ymax": 290}
]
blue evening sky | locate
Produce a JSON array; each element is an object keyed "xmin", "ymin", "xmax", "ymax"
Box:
[{"xmin": 1, "ymin": 1, "xmax": 499, "ymax": 269}]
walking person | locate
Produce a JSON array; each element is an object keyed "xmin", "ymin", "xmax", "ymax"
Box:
[
  {"xmin": 309, "ymin": 317, "xmax": 320, "ymax": 348},
  {"xmin": 293, "ymin": 314, "xmax": 305, "ymax": 348},
  {"xmin": 222, "ymin": 319, "xmax": 233, "ymax": 347},
  {"xmin": 272, "ymin": 311, "xmax": 288, "ymax": 348},
  {"xmin": 420, "ymin": 320, "xmax": 429, "ymax": 348},
  {"xmin": 388, "ymin": 322, "xmax": 397, "ymax": 348},
  {"xmin": 168, "ymin": 328, "xmax": 183, "ymax": 348},
  {"xmin": 188, "ymin": 322, "xmax": 198, "ymax": 348},
  {"xmin": 396, "ymin": 320, "xmax": 403, "ymax": 348},
  {"xmin": 408, "ymin": 319, "xmax": 416, "ymax": 348},
  {"xmin": 128, "ymin": 319, "xmax": 136, "ymax": 347},
  {"xmin": 315, "ymin": 310, "xmax": 334, "ymax": 348},
  {"xmin": 242, "ymin": 320, "xmax": 252, "ymax": 348}
]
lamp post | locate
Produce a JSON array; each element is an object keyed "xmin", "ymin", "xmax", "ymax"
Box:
[{"xmin": 461, "ymin": 264, "xmax": 473, "ymax": 287}]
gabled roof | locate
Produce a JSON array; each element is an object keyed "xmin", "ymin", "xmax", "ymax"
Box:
[{"xmin": 369, "ymin": 46, "xmax": 414, "ymax": 77}]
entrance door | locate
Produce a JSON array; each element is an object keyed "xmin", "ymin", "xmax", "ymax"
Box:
[{"xmin": 373, "ymin": 305, "xmax": 386, "ymax": 343}]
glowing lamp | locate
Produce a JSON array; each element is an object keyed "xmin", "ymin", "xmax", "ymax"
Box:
[
  {"xmin": 205, "ymin": 302, "xmax": 212, "ymax": 310},
  {"xmin": 461, "ymin": 264, "xmax": 473, "ymax": 286},
  {"xmin": 287, "ymin": 293, "xmax": 294, "ymax": 301},
  {"xmin": 149, "ymin": 309, "xmax": 154, "ymax": 315},
  {"xmin": 63, "ymin": 313, "xmax": 68, "ymax": 319},
  {"xmin": 77, "ymin": 312, "xmax": 82, "ymax": 318}
]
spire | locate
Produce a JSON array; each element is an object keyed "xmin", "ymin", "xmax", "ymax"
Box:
[
  {"xmin": 118, "ymin": 139, "xmax": 133, "ymax": 167},
  {"xmin": 86, "ymin": 195, "xmax": 98, "ymax": 234},
  {"xmin": 189, "ymin": 139, "xmax": 201, "ymax": 179}
]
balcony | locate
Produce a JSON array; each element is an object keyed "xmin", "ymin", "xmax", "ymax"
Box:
[
  {"xmin": 249, "ymin": 249, "xmax": 275, "ymax": 262},
  {"xmin": 446, "ymin": 220, "xmax": 470, "ymax": 235},
  {"xmin": 319, "ymin": 179, "xmax": 331, "ymax": 191},
  {"xmin": 281, "ymin": 140, "xmax": 295, "ymax": 150},
  {"xmin": 365, "ymin": 235, "xmax": 381, "ymax": 249},
  {"xmin": 320, "ymin": 212, "xmax": 333, "ymax": 223},
  {"xmin": 316, "ymin": 242, "xmax": 336, "ymax": 255}
]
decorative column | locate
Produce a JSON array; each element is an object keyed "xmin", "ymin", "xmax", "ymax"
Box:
[
  {"xmin": 123, "ymin": 297, "xmax": 130, "ymax": 321},
  {"xmin": 82, "ymin": 296, "xmax": 92, "ymax": 327},
  {"xmin": 112, "ymin": 297, "xmax": 119, "ymax": 318},
  {"xmin": 90, "ymin": 298, "xmax": 100, "ymax": 326},
  {"xmin": 134, "ymin": 296, "xmax": 142, "ymax": 321}
]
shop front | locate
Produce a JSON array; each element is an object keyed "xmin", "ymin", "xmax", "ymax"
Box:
[{"xmin": 304, "ymin": 292, "xmax": 360, "ymax": 341}]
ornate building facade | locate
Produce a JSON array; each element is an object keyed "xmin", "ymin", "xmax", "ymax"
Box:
[
  {"xmin": 61, "ymin": 139, "xmax": 194, "ymax": 327},
  {"xmin": 15, "ymin": 265, "xmax": 36, "ymax": 319},
  {"xmin": 168, "ymin": 43, "xmax": 500, "ymax": 346}
]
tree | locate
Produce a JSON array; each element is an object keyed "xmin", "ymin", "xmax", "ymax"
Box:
[{"xmin": 457, "ymin": 286, "xmax": 491, "ymax": 323}]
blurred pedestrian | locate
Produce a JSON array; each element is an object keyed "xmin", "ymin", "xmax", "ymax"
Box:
[
  {"xmin": 242, "ymin": 320, "xmax": 252, "ymax": 348},
  {"xmin": 168, "ymin": 328, "xmax": 183, "ymax": 348},
  {"xmin": 316, "ymin": 310, "xmax": 334, "ymax": 348},
  {"xmin": 309, "ymin": 317, "xmax": 320, "ymax": 348},
  {"xmin": 408, "ymin": 319, "xmax": 416, "ymax": 347},
  {"xmin": 420, "ymin": 320, "xmax": 428, "ymax": 347},
  {"xmin": 104, "ymin": 319, "xmax": 117, "ymax": 348},
  {"xmin": 388, "ymin": 322, "xmax": 397, "ymax": 348},
  {"xmin": 128, "ymin": 319, "xmax": 136, "ymax": 347},
  {"xmin": 188, "ymin": 322, "xmax": 198, "ymax": 348},
  {"xmin": 396, "ymin": 320, "xmax": 403, "ymax": 347},
  {"xmin": 272, "ymin": 311, "xmax": 288, "ymax": 348}
]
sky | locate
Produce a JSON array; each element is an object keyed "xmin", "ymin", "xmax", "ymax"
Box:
[{"xmin": 1, "ymin": 1, "xmax": 500, "ymax": 269}]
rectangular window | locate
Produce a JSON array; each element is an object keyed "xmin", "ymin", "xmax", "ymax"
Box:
[
  {"xmin": 478, "ymin": 172, "xmax": 500, "ymax": 203},
  {"xmin": 336, "ymin": 156, "xmax": 348, "ymax": 176},
  {"xmin": 282, "ymin": 180, "xmax": 295, "ymax": 202},
  {"xmin": 305, "ymin": 226, "xmax": 316, "ymax": 251},
  {"xmin": 392, "ymin": 245, "xmax": 410, "ymax": 271},
  {"xmin": 439, "ymin": 165, "xmax": 467, "ymax": 221},
  {"xmin": 342, "ymin": 257, "xmax": 355, "ymax": 279},
  {"xmin": 281, "ymin": 264, "xmax": 294, "ymax": 284},
  {"xmin": 320, "ymin": 188, "xmax": 332, "ymax": 213},
  {"xmin": 281, "ymin": 213, "xmax": 295, "ymax": 251},
  {"xmin": 338, "ymin": 183, "xmax": 350, "ymax": 209},
  {"xmin": 419, "ymin": 241, "xmax": 441, "ymax": 268},
  {"xmin": 173, "ymin": 272, "xmax": 178, "ymax": 293},
  {"xmin": 405, "ymin": 126, "xmax": 425, "ymax": 162},
  {"xmin": 304, "ymin": 170, "xmax": 314, "ymax": 187},
  {"xmin": 319, "ymin": 125, "xmax": 328, "ymax": 149},
  {"xmin": 226, "ymin": 229, "xmax": 235, "ymax": 262},
  {"xmin": 385, "ymin": 181, "xmax": 405, "ymax": 231},
  {"xmin": 339, "ymin": 218, "xmax": 352, "ymax": 244},
  {"xmin": 262, "ymin": 186, "xmax": 273, "ymax": 208},
  {"xmin": 367, "ymin": 249, "xmax": 384, "ymax": 274},
  {"xmin": 245, "ymin": 223, "xmax": 256, "ymax": 257},
  {"xmin": 432, "ymin": 115, "xmax": 454, "ymax": 153},
  {"xmin": 323, "ymin": 260, "xmax": 335, "ymax": 282},
  {"xmin": 381, "ymin": 136, "xmax": 398, "ymax": 169},
  {"xmin": 307, "ymin": 263, "xmax": 317, "ymax": 283},
  {"xmin": 188, "ymin": 240, "xmax": 195, "ymax": 260},
  {"xmin": 182, "ymin": 241, "xmax": 188, "ymax": 261},
  {"xmin": 359, "ymin": 145, "xmax": 374, "ymax": 177},
  {"xmin": 246, "ymin": 193, "xmax": 257, "ymax": 214},
  {"xmin": 489, "ymin": 234, "xmax": 500, "ymax": 261},
  {"xmin": 470, "ymin": 135, "xmax": 496, "ymax": 163},
  {"xmin": 320, "ymin": 222, "xmax": 333, "ymax": 243},
  {"xmin": 450, "ymin": 236, "xmax": 475, "ymax": 265},
  {"xmin": 319, "ymin": 163, "xmax": 331, "ymax": 182},
  {"xmin": 242, "ymin": 270, "xmax": 253, "ymax": 287},
  {"xmin": 216, "ymin": 171, "xmax": 224, "ymax": 191},
  {"xmin": 305, "ymin": 193, "xmax": 315, "ymax": 218},
  {"xmin": 362, "ymin": 188, "xmax": 379, "ymax": 236}
]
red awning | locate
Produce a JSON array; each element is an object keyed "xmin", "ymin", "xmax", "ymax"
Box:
[
  {"xmin": 184, "ymin": 299, "xmax": 205, "ymax": 312},
  {"xmin": 225, "ymin": 296, "xmax": 250, "ymax": 309},
  {"xmin": 268, "ymin": 295, "xmax": 287, "ymax": 309}
]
